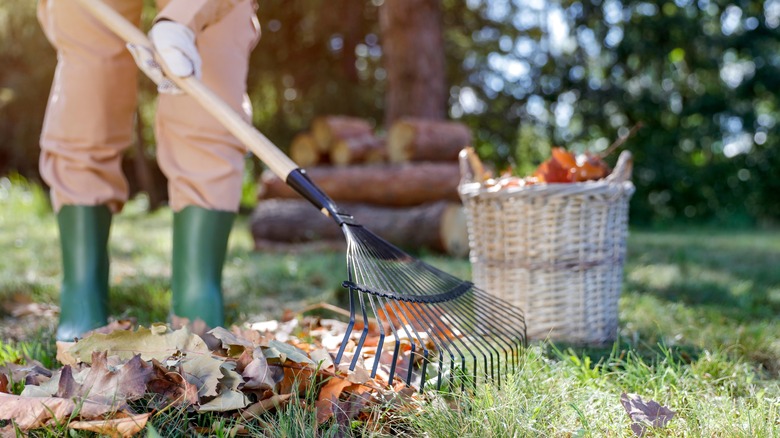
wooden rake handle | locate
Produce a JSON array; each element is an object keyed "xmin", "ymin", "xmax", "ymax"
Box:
[{"xmin": 75, "ymin": 0, "xmax": 299, "ymax": 181}]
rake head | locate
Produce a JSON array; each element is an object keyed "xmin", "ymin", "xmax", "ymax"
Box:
[
  {"xmin": 332, "ymin": 222, "xmax": 527, "ymax": 391},
  {"xmin": 286, "ymin": 169, "xmax": 526, "ymax": 391}
]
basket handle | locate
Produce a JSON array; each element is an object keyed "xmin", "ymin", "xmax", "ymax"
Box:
[
  {"xmin": 458, "ymin": 147, "xmax": 486, "ymax": 185},
  {"xmin": 605, "ymin": 150, "xmax": 633, "ymax": 184}
]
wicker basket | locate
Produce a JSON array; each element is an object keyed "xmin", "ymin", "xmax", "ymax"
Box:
[{"xmin": 458, "ymin": 150, "xmax": 634, "ymax": 344}]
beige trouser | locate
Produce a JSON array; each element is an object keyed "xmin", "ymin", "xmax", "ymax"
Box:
[{"xmin": 37, "ymin": 0, "xmax": 260, "ymax": 213}]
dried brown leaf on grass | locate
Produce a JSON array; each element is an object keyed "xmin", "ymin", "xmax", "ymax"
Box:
[
  {"xmin": 147, "ymin": 359, "xmax": 199, "ymax": 406},
  {"xmin": 0, "ymin": 392, "xmax": 116, "ymax": 430},
  {"xmin": 240, "ymin": 393, "xmax": 293, "ymax": 420},
  {"xmin": 56, "ymin": 352, "xmax": 152, "ymax": 407},
  {"xmin": 620, "ymin": 392, "xmax": 676, "ymax": 437},
  {"xmin": 68, "ymin": 413, "xmax": 150, "ymax": 438},
  {"xmin": 0, "ymin": 374, "xmax": 8, "ymax": 393},
  {"xmin": 208, "ymin": 327, "xmax": 254, "ymax": 357},
  {"xmin": 0, "ymin": 360, "xmax": 52, "ymax": 384},
  {"xmin": 241, "ymin": 348, "xmax": 280, "ymax": 392},
  {"xmin": 63, "ymin": 324, "xmax": 210, "ymax": 364},
  {"xmin": 315, "ymin": 376, "xmax": 354, "ymax": 423}
]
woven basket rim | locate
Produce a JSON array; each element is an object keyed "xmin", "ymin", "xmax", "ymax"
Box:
[
  {"xmin": 459, "ymin": 179, "xmax": 635, "ymax": 199},
  {"xmin": 458, "ymin": 150, "xmax": 635, "ymax": 199}
]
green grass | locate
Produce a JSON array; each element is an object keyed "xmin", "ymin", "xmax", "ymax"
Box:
[{"xmin": 1, "ymin": 177, "xmax": 779, "ymax": 436}]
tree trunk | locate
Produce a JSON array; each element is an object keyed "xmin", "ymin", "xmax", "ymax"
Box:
[
  {"xmin": 329, "ymin": 134, "xmax": 386, "ymax": 166},
  {"xmin": 387, "ymin": 118, "xmax": 472, "ymax": 162},
  {"xmin": 257, "ymin": 162, "xmax": 461, "ymax": 206},
  {"xmin": 251, "ymin": 199, "xmax": 469, "ymax": 256},
  {"xmin": 380, "ymin": 0, "xmax": 447, "ymax": 126},
  {"xmin": 311, "ymin": 116, "xmax": 374, "ymax": 152}
]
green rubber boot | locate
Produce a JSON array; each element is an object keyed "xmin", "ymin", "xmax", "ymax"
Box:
[
  {"xmin": 56, "ymin": 205, "xmax": 112, "ymax": 341},
  {"xmin": 171, "ymin": 206, "xmax": 235, "ymax": 329}
]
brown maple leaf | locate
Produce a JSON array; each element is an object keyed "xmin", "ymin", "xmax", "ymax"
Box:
[
  {"xmin": 56, "ymin": 352, "xmax": 152, "ymax": 409},
  {"xmin": 147, "ymin": 359, "xmax": 200, "ymax": 407},
  {"xmin": 620, "ymin": 392, "xmax": 676, "ymax": 437}
]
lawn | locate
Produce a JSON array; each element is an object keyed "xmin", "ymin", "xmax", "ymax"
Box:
[{"xmin": 1, "ymin": 176, "xmax": 779, "ymax": 436}]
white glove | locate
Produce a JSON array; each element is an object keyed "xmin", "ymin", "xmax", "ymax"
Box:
[
  {"xmin": 127, "ymin": 20, "xmax": 201, "ymax": 95},
  {"xmin": 149, "ymin": 20, "xmax": 201, "ymax": 79}
]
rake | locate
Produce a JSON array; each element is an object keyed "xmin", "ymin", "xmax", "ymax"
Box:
[{"xmin": 77, "ymin": 0, "xmax": 526, "ymax": 391}]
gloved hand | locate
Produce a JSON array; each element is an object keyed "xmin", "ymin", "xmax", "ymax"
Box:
[{"xmin": 127, "ymin": 20, "xmax": 201, "ymax": 94}]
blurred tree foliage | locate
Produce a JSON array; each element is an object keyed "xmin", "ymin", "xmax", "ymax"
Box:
[{"xmin": 1, "ymin": 0, "xmax": 778, "ymax": 226}]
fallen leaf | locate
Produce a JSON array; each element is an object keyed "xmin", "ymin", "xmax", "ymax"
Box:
[
  {"xmin": 56, "ymin": 340, "xmax": 77, "ymax": 365},
  {"xmin": 315, "ymin": 377, "xmax": 353, "ymax": 424},
  {"xmin": 64, "ymin": 325, "xmax": 210, "ymax": 364},
  {"xmin": 240, "ymin": 393, "xmax": 293, "ymax": 420},
  {"xmin": 208, "ymin": 327, "xmax": 253, "ymax": 357},
  {"xmin": 179, "ymin": 353, "xmax": 226, "ymax": 398},
  {"xmin": 68, "ymin": 413, "xmax": 150, "ymax": 438},
  {"xmin": 0, "ymin": 425, "xmax": 18, "ymax": 438},
  {"xmin": 232, "ymin": 326, "xmax": 273, "ymax": 347},
  {"xmin": 310, "ymin": 348, "xmax": 335, "ymax": 371},
  {"xmin": 334, "ymin": 391, "xmax": 372, "ymax": 430},
  {"xmin": 0, "ymin": 361, "xmax": 52, "ymax": 385},
  {"xmin": 0, "ymin": 392, "xmax": 114, "ymax": 430},
  {"xmin": 620, "ymin": 392, "xmax": 676, "ymax": 437},
  {"xmin": 0, "ymin": 374, "xmax": 8, "ymax": 393},
  {"xmin": 339, "ymin": 358, "xmax": 371, "ymax": 385},
  {"xmin": 20, "ymin": 368, "xmax": 66, "ymax": 398},
  {"xmin": 277, "ymin": 365, "xmax": 315, "ymax": 395},
  {"xmin": 264, "ymin": 340, "xmax": 315, "ymax": 366},
  {"xmin": 242, "ymin": 348, "xmax": 278, "ymax": 392},
  {"xmin": 147, "ymin": 360, "xmax": 199, "ymax": 406},
  {"xmin": 85, "ymin": 319, "xmax": 137, "ymax": 336},
  {"xmin": 199, "ymin": 389, "xmax": 249, "ymax": 412},
  {"xmin": 4, "ymin": 301, "xmax": 58, "ymax": 319},
  {"xmin": 56, "ymin": 352, "xmax": 152, "ymax": 407}
]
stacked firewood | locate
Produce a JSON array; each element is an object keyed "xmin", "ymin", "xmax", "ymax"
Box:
[{"xmin": 250, "ymin": 116, "xmax": 473, "ymax": 256}]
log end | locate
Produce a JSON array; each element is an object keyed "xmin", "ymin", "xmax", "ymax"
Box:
[
  {"xmin": 439, "ymin": 204, "xmax": 470, "ymax": 258},
  {"xmin": 290, "ymin": 133, "xmax": 320, "ymax": 167},
  {"xmin": 387, "ymin": 122, "xmax": 415, "ymax": 163},
  {"xmin": 329, "ymin": 140, "xmax": 350, "ymax": 167}
]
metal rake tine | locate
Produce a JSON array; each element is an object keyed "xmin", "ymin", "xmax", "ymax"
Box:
[
  {"xmin": 377, "ymin": 258, "xmax": 503, "ymax": 388},
  {"xmin": 358, "ymin": 239, "xmax": 476, "ymax": 390},
  {"xmin": 375, "ymin": 296, "xmax": 403, "ymax": 384},
  {"xmin": 366, "ymin": 261, "xmax": 466, "ymax": 387},
  {"xmin": 361, "ymin": 240, "xmax": 500, "ymax": 387},
  {"xmin": 377, "ymin": 266, "xmax": 484, "ymax": 389},
  {"xmin": 349, "ymin": 231, "xmax": 431, "ymax": 387},
  {"xmin": 349, "ymin": 291, "xmax": 373, "ymax": 370},
  {"xmin": 365, "ymin": 294, "xmax": 386, "ymax": 378},
  {"xmin": 334, "ymin": 285, "xmax": 357, "ymax": 366},
  {"xmin": 392, "ymin": 300, "xmax": 462, "ymax": 390}
]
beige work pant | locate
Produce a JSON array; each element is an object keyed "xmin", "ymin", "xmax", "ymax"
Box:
[{"xmin": 37, "ymin": 0, "xmax": 260, "ymax": 213}]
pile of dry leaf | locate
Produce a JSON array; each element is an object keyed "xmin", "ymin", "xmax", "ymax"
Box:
[{"xmin": 0, "ymin": 307, "xmax": 421, "ymax": 437}]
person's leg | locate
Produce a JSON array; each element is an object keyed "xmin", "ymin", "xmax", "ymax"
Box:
[
  {"xmin": 155, "ymin": 0, "xmax": 260, "ymax": 328},
  {"xmin": 37, "ymin": 0, "xmax": 142, "ymax": 340}
]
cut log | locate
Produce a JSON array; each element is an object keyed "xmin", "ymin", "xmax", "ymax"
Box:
[
  {"xmin": 329, "ymin": 134, "xmax": 387, "ymax": 166},
  {"xmin": 257, "ymin": 162, "xmax": 461, "ymax": 206},
  {"xmin": 387, "ymin": 118, "xmax": 472, "ymax": 162},
  {"xmin": 289, "ymin": 133, "xmax": 321, "ymax": 167},
  {"xmin": 311, "ymin": 116, "xmax": 374, "ymax": 152},
  {"xmin": 250, "ymin": 199, "xmax": 469, "ymax": 257}
]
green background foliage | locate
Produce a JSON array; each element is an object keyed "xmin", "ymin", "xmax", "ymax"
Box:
[{"xmin": 0, "ymin": 0, "xmax": 778, "ymax": 226}]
